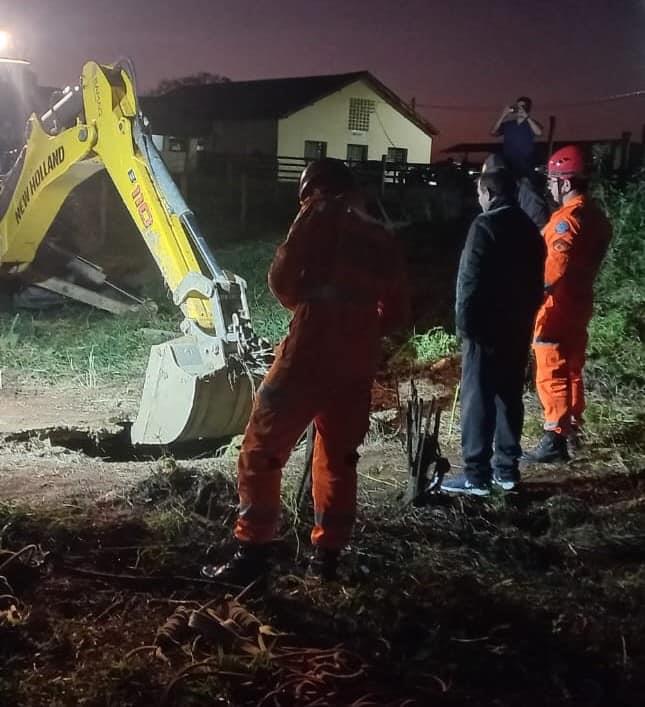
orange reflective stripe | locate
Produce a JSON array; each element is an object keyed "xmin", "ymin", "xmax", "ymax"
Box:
[
  {"xmin": 533, "ymin": 342, "xmax": 571, "ymax": 433},
  {"xmin": 238, "ymin": 504, "xmax": 280, "ymax": 521}
]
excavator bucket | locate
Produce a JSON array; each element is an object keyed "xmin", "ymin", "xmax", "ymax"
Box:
[{"xmin": 130, "ymin": 334, "xmax": 255, "ymax": 446}]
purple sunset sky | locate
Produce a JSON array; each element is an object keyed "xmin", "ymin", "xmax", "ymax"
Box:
[{"xmin": 3, "ymin": 0, "xmax": 644, "ymax": 155}]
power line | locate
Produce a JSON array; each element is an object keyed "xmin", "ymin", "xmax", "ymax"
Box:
[
  {"xmin": 373, "ymin": 107, "xmax": 396, "ymax": 147},
  {"xmin": 415, "ymin": 89, "xmax": 645, "ymax": 112}
]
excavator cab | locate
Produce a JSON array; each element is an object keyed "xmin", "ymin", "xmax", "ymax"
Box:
[
  {"xmin": 0, "ymin": 57, "xmax": 46, "ymax": 173},
  {"xmin": 0, "ymin": 59, "xmax": 272, "ymax": 445}
]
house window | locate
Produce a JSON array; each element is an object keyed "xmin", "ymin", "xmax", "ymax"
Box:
[
  {"xmin": 304, "ymin": 140, "xmax": 327, "ymax": 161},
  {"xmin": 386, "ymin": 147, "xmax": 408, "ymax": 164},
  {"xmin": 347, "ymin": 144, "xmax": 368, "ymax": 162},
  {"xmin": 348, "ymin": 98, "xmax": 375, "ymax": 132}
]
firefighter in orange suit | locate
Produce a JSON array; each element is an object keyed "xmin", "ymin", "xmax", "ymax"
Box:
[
  {"xmin": 524, "ymin": 146, "xmax": 612, "ymax": 463},
  {"xmin": 202, "ymin": 158, "xmax": 410, "ymax": 583}
]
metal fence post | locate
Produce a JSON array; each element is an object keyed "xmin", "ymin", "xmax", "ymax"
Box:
[
  {"xmin": 620, "ymin": 131, "xmax": 632, "ymax": 171},
  {"xmin": 546, "ymin": 115, "xmax": 557, "ymax": 159},
  {"xmin": 240, "ymin": 171, "xmax": 248, "ymax": 231}
]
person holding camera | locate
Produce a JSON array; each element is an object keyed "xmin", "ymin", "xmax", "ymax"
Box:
[{"xmin": 491, "ymin": 97, "xmax": 543, "ymax": 177}]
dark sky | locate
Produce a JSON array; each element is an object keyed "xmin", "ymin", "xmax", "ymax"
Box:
[{"xmin": 3, "ymin": 0, "xmax": 644, "ymax": 155}]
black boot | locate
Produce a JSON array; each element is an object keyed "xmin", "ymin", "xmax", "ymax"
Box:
[
  {"xmin": 523, "ymin": 431, "xmax": 570, "ymax": 463},
  {"xmin": 201, "ymin": 543, "xmax": 270, "ymax": 585},
  {"xmin": 307, "ymin": 546, "xmax": 340, "ymax": 582}
]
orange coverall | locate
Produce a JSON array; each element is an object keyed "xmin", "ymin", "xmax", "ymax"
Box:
[
  {"xmin": 235, "ymin": 194, "xmax": 409, "ymax": 549},
  {"xmin": 533, "ymin": 194, "xmax": 612, "ymax": 433}
]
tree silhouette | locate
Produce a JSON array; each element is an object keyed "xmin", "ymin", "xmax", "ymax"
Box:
[{"xmin": 147, "ymin": 72, "xmax": 231, "ymax": 96}]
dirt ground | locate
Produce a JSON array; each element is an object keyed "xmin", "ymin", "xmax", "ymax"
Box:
[
  {"xmin": 0, "ymin": 357, "xmax": 457, "ymax": 505},
  {"xmin": 0, "ymin": 382, "xmax": 140, "ymax": 436},
  {"xmin": 0, "ymin": 382, "xmax": 146, "ymax": 504},
  {"xmin": 1, "ymin": 370, "xmax": 645, "ymax": 706}
]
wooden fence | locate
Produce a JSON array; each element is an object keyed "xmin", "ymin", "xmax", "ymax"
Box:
[
  {"xmin": 177, "ymin": 153, "xmax": 477, "ymax": 231},
  {"xmin": 195, "ymin": 152, "xmax": 446, "ymax": 193}
]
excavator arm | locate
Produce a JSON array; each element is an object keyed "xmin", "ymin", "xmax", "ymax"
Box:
[{"xmin": 0, "ymin": 60, "xmax": 270, "ymax": 445}]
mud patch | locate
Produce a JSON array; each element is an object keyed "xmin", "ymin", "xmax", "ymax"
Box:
[{"xmin": 3, "ymin": 425, "xmax": 234, "ymax": 462}]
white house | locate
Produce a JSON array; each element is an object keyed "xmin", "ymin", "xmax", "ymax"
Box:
[{"xmin": 141, "ymin": 71, "xmax": 437, "ymax": 171}]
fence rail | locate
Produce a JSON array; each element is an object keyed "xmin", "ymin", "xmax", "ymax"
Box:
[{"xmin": 196, "ymin": 152, "xmax": 442, "ymax": 190}]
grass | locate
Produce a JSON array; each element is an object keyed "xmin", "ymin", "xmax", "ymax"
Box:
[
  {"xmin": 581, "ymin": 174, "xmax": 645, "ymax": 449},
  {"xmin": 388, "ymin": 326, "xmax": 459, "ymax": 366},
  {"xmin": 589, "ymin": 175, "xmax": 645, "ymax": 395},
  {"xmin": 217, "ymin": 239, "xmax": 290, "ymax": 342},
  {"xmin": 1, "ymin": 173, "xmax": 642, "ymax": 423},
  {"xmin": 0, "ymin": 306, "xmax": 179, "ymax": 386},
  {"xmin": 4, "ymin": 456, "xmax": 645, "ymax": 706},
  {"xmin": 0, "ymin": 239, "xmax": 290, "ymax": 387},
  {"xmin": 2, "ymin": 179, "xmax": 645, "ymax": 705}
]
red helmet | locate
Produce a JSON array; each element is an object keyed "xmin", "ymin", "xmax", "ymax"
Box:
[
  {"xmin": 548, "ymin": 145, "xmax": 587, "ymax": 179},
  {"xmin": 298, "ymin": 158, "xmax": 356, "ymax": 201}
]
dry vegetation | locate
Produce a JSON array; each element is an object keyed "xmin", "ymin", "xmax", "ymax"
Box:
[{"xmin": 0, "ymin": 175, "xmax": 643, "ymax": 705}]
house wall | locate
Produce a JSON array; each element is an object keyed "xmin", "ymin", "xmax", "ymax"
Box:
[
  {"xmin": 153, "ymin": 136, "xmax": 201, "ymax": 173},
  {"xmin": 209, "ymin": 119, "xmax": 278, "ymax": 155},
  {"xmin": 154, "ymin": 120, "xmax": 277, "ymax": 173},
  {"xmin": 277, "ymin": 80, "xmax": 432, "ymax": 163}
]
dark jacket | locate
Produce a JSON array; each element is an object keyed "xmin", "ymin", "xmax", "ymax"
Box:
[{"xmin": 456, "ymin": 196, "xmax": 545, "ymax": 344}]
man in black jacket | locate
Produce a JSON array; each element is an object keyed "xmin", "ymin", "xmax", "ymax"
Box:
[{"xmin": 442, "ymin": 170, "xmax": 545, "ymax": 495}]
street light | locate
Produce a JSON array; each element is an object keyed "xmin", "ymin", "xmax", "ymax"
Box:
[{"xmin": 0, "ymin": 30, "xmax": 11, "ymax": 53}]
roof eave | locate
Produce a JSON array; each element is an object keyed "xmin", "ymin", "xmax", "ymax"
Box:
[
  {"xmin": 279, "ymin": 71, "xmax": 438, "ymax": 137},
  {"xmin": 277, "ymin": 71, "xmax": 369, "ymax": 119},
  {"xmin": 362, "ymin": 73, "xmax": 439, "ymax": 137}
]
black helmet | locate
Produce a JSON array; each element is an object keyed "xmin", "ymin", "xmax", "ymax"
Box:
[{"xmin": 298, "ymin": 158, "xmax": 356, "ymax": 201}]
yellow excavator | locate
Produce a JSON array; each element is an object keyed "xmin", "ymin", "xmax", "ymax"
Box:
[{"xmin": 0, "ymin": 59, "xmax": 271, "ymax": 446}]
